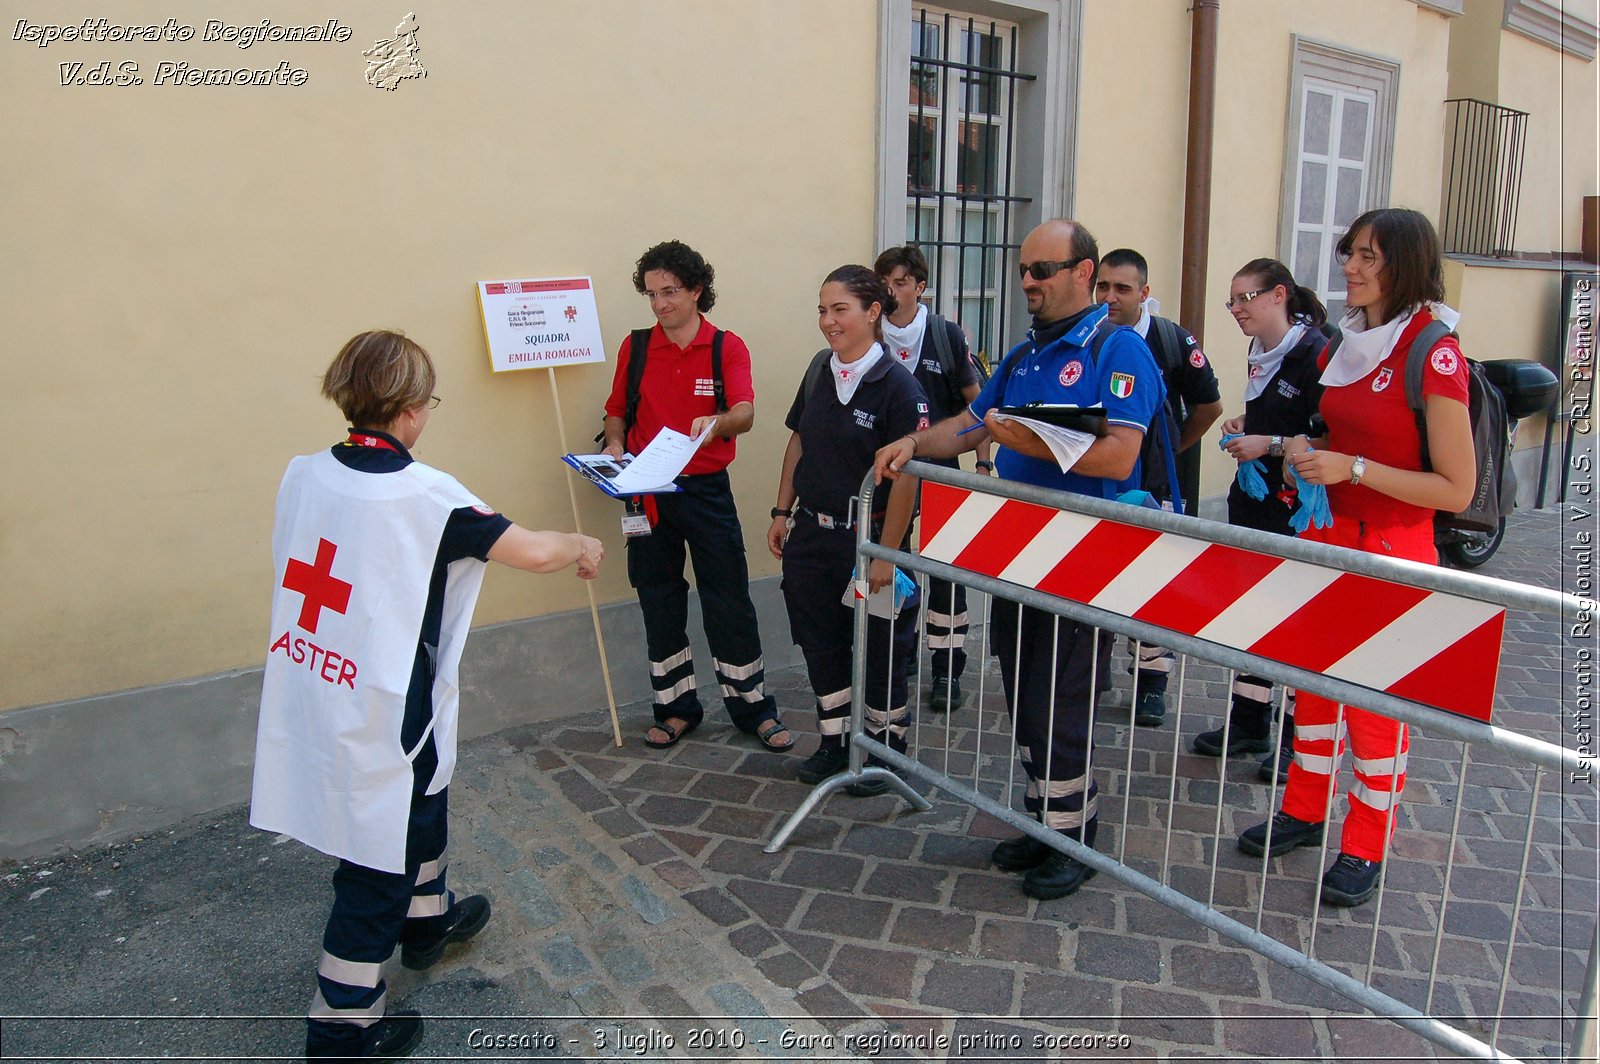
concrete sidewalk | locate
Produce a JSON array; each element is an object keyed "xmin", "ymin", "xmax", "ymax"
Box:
[{"xmin": 1, "ymin": 503, "xmax": 1594, "ymax": 1062}]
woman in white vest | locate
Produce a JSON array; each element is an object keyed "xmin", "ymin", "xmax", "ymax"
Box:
[{"xmin": 251, "ymin": 330, "xmax": 603, "ymax": 1060}]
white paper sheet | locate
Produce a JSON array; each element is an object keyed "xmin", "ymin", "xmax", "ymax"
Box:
[
  {"xmin": 607, "ymin": 422, "xmax": 716, "ymax": 493},
  {"xmin": 989, "ymin": 412, "xmax": 1096, "ymax": 472}
]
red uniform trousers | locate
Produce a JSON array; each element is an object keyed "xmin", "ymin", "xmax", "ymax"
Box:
[{"xmin": 1279, "ymin": 517, "xmax": 1436, "ymax": 862}]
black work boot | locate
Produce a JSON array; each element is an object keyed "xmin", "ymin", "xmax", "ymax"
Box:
[
  {"xmin": 1237, "ymin": 811, "xmax": 1324, "ymax": 857},
  {"xmin": 1022, "ymin": 851, "xmax": 1097, "ymax": 899},
  {"xmin": 796, "ymin": 744, "xmax": 849, "ymax": 784},
  {"xmin": 991, "ymin": 834, "xmax": 1052, "ymax": 872},
  {"xmin": 1321, "ymin": 853, "xmax": 1382, "ymax": 906},
  {"xmin": 401, "ymin": 895, "xmax": 491, "ymax": 971},
  {"xmin": 1193, "ymin": 697, "xmax": 1272, "ymax": 757}
]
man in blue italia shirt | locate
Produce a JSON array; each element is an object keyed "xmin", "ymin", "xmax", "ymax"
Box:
[{"xmin": 874, "ymin": 219, "xmax": 1165, "ymax": 900}]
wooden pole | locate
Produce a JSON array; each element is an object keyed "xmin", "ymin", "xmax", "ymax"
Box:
[{"xmin": 546, "ymin": 367, "xmax": 624, "ymax": 747}]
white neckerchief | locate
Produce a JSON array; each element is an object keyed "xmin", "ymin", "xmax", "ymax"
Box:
[
  {"xmin": 1244, "ymin": 322, "xmax": 1307, "ymax": 402},
  {"xmin": 1131, "ymin": 303, "xmax": 1152, "ymax": 340},
  {"xmin": 881, "ymin": 304, "xmax": 928, "ymax": 368},
  {"xmin": 1322, "ymin": 302, "xmax": 1461, "ymax": 387},
  {"xmin": 831, "ymin": 342, "xmax": 884, "ymax": 404}
]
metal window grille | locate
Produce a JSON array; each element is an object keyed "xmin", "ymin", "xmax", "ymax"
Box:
[
  {"xmin": 1441, "ymin": 98, "xmax": 1530, "ymax": 257},
  {"xmin": 907, "ymin": 6, "xmax": 1034, "ymax": 369}
]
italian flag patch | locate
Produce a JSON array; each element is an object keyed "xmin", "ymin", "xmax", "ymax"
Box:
[{"xmin": 1109, "ymin": 372, "xmax": 1135, "ymax": 399}]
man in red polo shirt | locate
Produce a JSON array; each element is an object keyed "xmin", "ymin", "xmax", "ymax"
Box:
[{"xmin": 600, "ymin": 240, "xmax": 792, "ymax": 755}]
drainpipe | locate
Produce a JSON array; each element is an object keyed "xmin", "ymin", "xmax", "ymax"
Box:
[{"xmin": 1179, "ymin": 0, "xmax": 1220, "ymax": 343}]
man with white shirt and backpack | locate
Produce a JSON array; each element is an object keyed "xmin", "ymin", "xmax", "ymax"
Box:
[{"xmin": 874, "ymin": 244, "xmax": 993, "ymax": 714}]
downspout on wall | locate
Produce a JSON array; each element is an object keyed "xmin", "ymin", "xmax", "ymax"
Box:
[{"xmin": 1179, "ymin": 0, "xmax": 1221, "ymax": 343}]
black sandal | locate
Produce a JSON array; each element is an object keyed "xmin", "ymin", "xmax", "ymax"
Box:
[
  {"xmin": 755, "ymin": 718, "xmax": 795, "ymax": 752},
  {"xmin": 643, "ymin": 718, "xmax": 698, "ymax": 749}
]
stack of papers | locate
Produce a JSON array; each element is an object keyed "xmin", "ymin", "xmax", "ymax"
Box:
[
  {"xmin": 989, "ymin": 405, "xmax": 1107, "ymax": 473},
  {"xmin": 563, "ymin": 422, "xmax": 715, "ymax": 496}
]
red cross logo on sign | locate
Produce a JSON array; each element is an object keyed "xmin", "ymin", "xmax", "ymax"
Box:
[{"xmin": 282, "ymin": 538, "xmax": 353, "ymax": 635}]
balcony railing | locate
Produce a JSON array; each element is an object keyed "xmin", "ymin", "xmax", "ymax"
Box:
[{"xmin": 1440, "ymin": 98, "xmax": 1529, "ymax": 257}]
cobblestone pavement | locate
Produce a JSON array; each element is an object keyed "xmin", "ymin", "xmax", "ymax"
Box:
[{"xmin": 0, "ymin": 504, "xmax": 1593, "ymax": 1062}]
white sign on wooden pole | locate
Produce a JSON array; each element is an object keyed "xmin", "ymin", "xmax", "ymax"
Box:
[{"xmin": 476, "ymin": 277, "xmax": 606, "ymax": 372}]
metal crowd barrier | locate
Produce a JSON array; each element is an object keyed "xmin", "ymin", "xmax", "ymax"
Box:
[{"xmin": 765, "ymin": 461, "xmax": 1596, "ymax": 1064}]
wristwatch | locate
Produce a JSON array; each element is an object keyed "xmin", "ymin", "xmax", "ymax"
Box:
[
  {"xmin": 1268, "ymin": 435, "xmax": 1284, "ymax": 458},
  {"xmin": 1349, "ymin": 456, "xmax": 1367, "ymax": 485},
  {"xmin": 771, "ymin": 507, "xmax": 792, "ymax": 519},
  {"xmin": 975, "ymin": 460, "xmax": 994, "ymax": 471}
]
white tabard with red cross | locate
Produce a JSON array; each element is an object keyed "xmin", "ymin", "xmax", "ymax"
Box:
[{"xmin": 250, "ymin": 450, "xmax": 489, "ymax": 874}]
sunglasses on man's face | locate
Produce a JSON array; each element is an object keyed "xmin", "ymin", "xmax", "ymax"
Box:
[{"xmin": 1018, "ymin": 257, "xmax": 1089, "ymax": 282}]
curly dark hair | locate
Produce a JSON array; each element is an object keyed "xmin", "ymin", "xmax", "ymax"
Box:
[{"xmin": 632, "ymin": 240, "xmax": 716, "ymax": 312}]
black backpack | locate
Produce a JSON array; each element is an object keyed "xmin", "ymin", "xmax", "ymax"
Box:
[
  {"xmin": 924, "ymin": 312, "xmax": 990, "ymax": 402},
  {"xmin": 1323, "ymin": 321, "xmax": 1514, "ymax": 533},
  {"xmin": 595, "ymin": 328, "xmax": 727, "ymax": 444}
]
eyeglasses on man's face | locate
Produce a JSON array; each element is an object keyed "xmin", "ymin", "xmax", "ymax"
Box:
[
  {"xmin": 1017, "ymin": 257, "xmax": 1089, "ymax": 282},
  {"xmin": 1224, "ymin": 289, "xmax": 1269, "ymax": 311},
  {"xmin": 643, "ymin": 285, "xmax": 686, "ymax": 302}
]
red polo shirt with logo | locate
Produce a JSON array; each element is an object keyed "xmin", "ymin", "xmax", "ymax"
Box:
[
  {"xmin": 603, "ymin": 317, "xmax": 755, "ymax": 476},
  {"xmin": 1318, "ymin": 308, "xmax": 1471, "ymax": 529}
]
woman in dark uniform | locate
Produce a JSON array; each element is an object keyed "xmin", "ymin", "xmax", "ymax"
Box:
[
  {"xmin": 767, "ymin": 266, "xmax": 929, "ymax": 795},
  {"xmin": 1194, "ymin": 259, "xmax": 1326, "ymax": 780}
]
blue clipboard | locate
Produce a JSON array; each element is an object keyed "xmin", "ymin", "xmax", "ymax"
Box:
[{"xmin": 561, "ymin": 453, "xmax": 682, "ymax": 497}]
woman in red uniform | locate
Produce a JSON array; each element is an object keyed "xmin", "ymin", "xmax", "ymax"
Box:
[{"xmin": 1236, "ymin": 209, "xmax": 1475, "ymax": 907}]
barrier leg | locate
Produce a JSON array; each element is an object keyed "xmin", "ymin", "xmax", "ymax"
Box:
[{"xmin": 1573, "ymin": 925, "xmax": 1599, "ymax": 1064}]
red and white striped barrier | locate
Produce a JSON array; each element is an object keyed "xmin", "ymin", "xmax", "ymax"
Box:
[{"xmin": 918, "ymin": 482, "xmax": 1505, "ymax": 721}]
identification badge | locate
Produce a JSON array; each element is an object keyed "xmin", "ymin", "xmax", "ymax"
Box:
[{"xmin": 621, "ymin": 497, "xmax": 652, "ymax": 538}]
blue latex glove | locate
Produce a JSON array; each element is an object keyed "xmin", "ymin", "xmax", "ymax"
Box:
[
  {"xmin": 892, "ymin": 566, "xmax": 917, "ymax": 610},
  {"xmin": 1115, "ymin": 489, "xmax": 1164, "ymax": 510},
  {"xmin": 1220, "ymin": 433, "xmax": 1269, "ymax": 501},
  {"xmin": 1286, "ymin": 449, "xmax": 1334, "ymax": 532}
]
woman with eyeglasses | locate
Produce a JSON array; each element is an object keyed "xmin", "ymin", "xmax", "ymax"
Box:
[
  {"xmin": 768, "ymin": 265, "xmax": 927, "ymax": 795},
  {"xmin": 1197, "ymin": 259, "xmax": 1329, "ymax": 782},
  {"xmin": 252, "ymin": 330, "xmax": 603, "ymax": 1058},
  {"xmin": 1236, "ymin": 208, "xmax": 1475, "ymax": 909}
]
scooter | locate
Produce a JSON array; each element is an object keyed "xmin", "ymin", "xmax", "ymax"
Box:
[{"xmin": 1436, "ymin": 358, "xmax": 1559, "ymax": 570}]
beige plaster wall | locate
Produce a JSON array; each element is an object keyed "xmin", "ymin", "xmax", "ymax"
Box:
[
  {"xmin": 1444, "ymin": 0, "xmax": 1504, "ymax": 102},
  {"xmin": 1442, "ymin": 258, "xmax": 1566, "ymax": 461},
  {"xmin": 1442, "ymin": 1, "xmax": 1598, "ymax": 254},
  {"xmin": 1497, "ymin": 30, "xmax": 1600, "ymax": 253},
  {"xmin": 0, "ymin": 0, "xmax": 877, "ymax": 710},
  {"xmin": 1441, "ymin": 261, "xmax": 1564, "ymax": 368},
  {"xmin": 1075, "ymin": 0, "xmax": 1193, "ymax": 302}
]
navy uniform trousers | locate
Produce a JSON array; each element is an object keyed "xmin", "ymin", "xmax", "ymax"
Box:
[
  {"xmin": 920, "ymin": 460, "xmax": 969, "ymax": 694},
  {"xmin": 627, "ymin": 470, "xmax": 778, "ymax": 733},
  {"xmin": 991, "ymin": 599, "xmax": 1110, "ymax": 847},
  {"xmin": 306, "ymin": 751, "xmax": 452, "ymax": 1057},
  {"xmin": 781, "ymin": 516, "xmax": 918, "ymax": 751}
]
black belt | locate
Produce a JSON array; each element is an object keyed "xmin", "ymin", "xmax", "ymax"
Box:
[{"xmin": 798, "ymin": 504, "xmax": 884, "ymax": 531}]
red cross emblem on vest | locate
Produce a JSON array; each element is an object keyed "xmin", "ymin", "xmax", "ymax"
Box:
[{"xmin": 282, "ymin": 538, "xmax": 353, "ymax": 635}]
